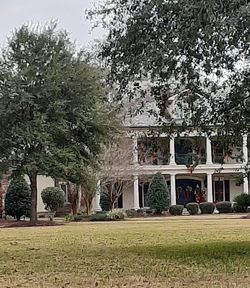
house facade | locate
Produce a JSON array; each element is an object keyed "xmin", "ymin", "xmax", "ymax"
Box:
[
  {"xmin": 93, "ymin": 129, "xmax": 249, "ymax": 211},
  {"xmin": 1, "ymin": 101, "xmax": 248, "ymax": 214}
]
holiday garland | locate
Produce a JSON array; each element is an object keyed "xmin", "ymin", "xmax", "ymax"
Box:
[{"xmin": 185, "ymin": 153, "xmax": 200, "ymax": 175}]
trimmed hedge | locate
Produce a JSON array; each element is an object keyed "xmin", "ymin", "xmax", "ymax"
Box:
[
  {"xmin": 90, "ymin": 213, "xmax": 110, "ymax": 221},
  {"xmin": 199, "ymin": 202, "xmax": 215, "ymax": 214},
  {"xmin": 216, "ymin": 201, "xmax": 232, "ymax": 213},
  {"xmin": 169, "ymin": 205, "xmax": 184, "ymax": 216},
  {"xmin": 186, "ymin": 202, "xmax": 199, "ymax": 215}
]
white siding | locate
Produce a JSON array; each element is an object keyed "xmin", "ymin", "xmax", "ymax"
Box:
[{"xmin": 230, "ymin": 179, "xmax": 243, "ymax": 202}]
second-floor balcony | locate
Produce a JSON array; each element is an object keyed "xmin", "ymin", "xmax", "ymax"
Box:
[{"xmin": 135, "ymin": 135, "xmax": 247, "ymax": 167}]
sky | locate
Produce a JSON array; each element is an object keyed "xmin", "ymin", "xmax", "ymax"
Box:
[{"xmin": 0, "ymin": 0, "xmax": 105, "ymax": 49}]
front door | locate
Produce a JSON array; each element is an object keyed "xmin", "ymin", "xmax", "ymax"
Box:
[{"xmin": 176, "ymin": 179, "xmax": 201, "ymax": 205}]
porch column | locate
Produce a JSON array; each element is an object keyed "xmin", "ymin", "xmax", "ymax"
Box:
[
  {"xmin": 169, "ymin": 136, "xmax": 176, "ymax": 165},
  {"xmin": 133, "ymin": 175, "xmax": 140, "ymax": 209},
  {"xmin": 170, "ymin": 174, "xmax": 176, "ymax": 205},
  {"xmin": 243, "ymin": 176, "xmax": 249, "ymax": 194},
  {"xmin": 206, "ymin": 137, "xmax": 213, "ymax": 164},
  {"xmin": 78, "ymin": 186, "xmax": 82, "ymax": 210},
  {"xmin": 132, "ymin": 136, "xmax": 138, "ymax": 164},
  {"xmin": 207, "ymin": 173, "xmax": 213, "ymax": 202},
  {"xmin": 95, "ymin": 180, "xmax": 102, "ymax": 211},
  {"xmin": 243, "ymin": 134, "xmax": 248, "ymax": 164}
]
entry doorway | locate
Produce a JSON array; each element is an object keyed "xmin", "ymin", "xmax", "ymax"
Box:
[
  {"xmin": 176, "ymin": 179, "xmax": 202, "ymax": 205},
  {"xmin": 139, "ymin": 182, "xmax": 149, "ymax": 208},
  {"xmin": 213, "ymin": 180, "xmax": 230, "ymax": 202}
]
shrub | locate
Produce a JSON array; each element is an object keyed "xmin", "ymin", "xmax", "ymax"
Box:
[
  {"xmin": 73, "ymin": 214, "xmax": 91, "ymax": 222},
  {"xmin": 233, "ymin": 193, "xmax": 250, "ymax": 213},
  {"xmin": 107, "ymin": 209, "xmax": 126, "ymax": 220},
  {"xmin": 199, "ymin": 202, "xmax": 215, "ymax": 214},
  {"xmin": 100, "ymin": 192, "xmax": 110, "ymax": 211},
  {"xmin": 136, "ymin": 208, "xmax": 146, "ymax": 216},
  {"xmin": 126, "ymin": 209, "xmax": 138, "ymax": 218},
  {"xmin": 169, "ymin": 205, "xmax": 184, "ymax": 216},
  {"xmin": 233, "ymin": 202, "xmax": 243, "ymax": 213},
  {"xmin": 41, "ymin": 187, "xmax": 65, "ymax": 221},
  {"xmin": 5, "ymin": 177, "xmax": 31, "ymax": 221},
  {"xmin": 90, "ymin": 213, "xmax": 110, "ymax": 221},
  {"xmin": 216, "ymin": 201, "xmax": 232, "ymax": 213},
  {"xmin": 147, "ymin": 172, "xmax": 170, "ymax": 214},
  {"xmin": 65, "ymin": 214, "xmax": 74, "ymax": 222},
  {"xmin": 186, "ymin": 203, "xmax": 199, "ymax": 215}
]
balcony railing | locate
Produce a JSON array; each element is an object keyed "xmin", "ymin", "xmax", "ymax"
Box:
[
  {"xmin": 175, "ymin": 153, "xmax": 206, "ymax": 165},
  {"xmin": 138, "ymin": 151, "xmax": 169, "ymax": 165}
]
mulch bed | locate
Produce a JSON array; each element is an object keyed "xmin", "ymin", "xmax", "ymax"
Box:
[{"xmin": 0, "ymin": 219, "xmax": 63, "ymax": 228}]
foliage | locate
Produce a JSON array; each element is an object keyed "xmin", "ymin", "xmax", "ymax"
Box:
[
  {"xmin": 216, "ymin": 201, "xmax": 232, "ymax": 214},
  {"xmin": 73, "ymin": 215, "xmax": 91, "ymax": 222},
  {"xmin": 233, "ymin": 193, "xmax": 250, "ymax": 213},
  {"xmin": 169, "ymin": 205, "xmax": 184, "ymax": 216},
  {"xmin": 199, "ymin": 202, "xmax": 215, "ymax": 214},
  {"xmin": 106, "ymin": 209, "xmax": 126, "ymax": 220},
  {"xmin": 125, "ymin": 209, "xmax": 138, "ymax": 218},
  {"xmin": 147, "ymin": 172, "xmax": 170, "ymax": 214},
  {"xmin": 100, "ymin": 191, "xmax": 111, "ymax": 211},
  {"xmin": 64, "ymin": 214, "xmax": 74, "ymax": 222},
  {"xmin": 5, "ymin": 177, "xmax": 31, "ymax": 221},
  {"xmin": 41, "ymin": 187, "xmax": 65, "ymax": 220},
  {"xmin": 0, "ymin": 23, "xmax": 115, "ymax": 221},
  {"xmin": 90, "ymin": 212, "xmax": 110, "ymax": 221},
  {"xmin": 186, "ymin": 203, "xmax": 199, "ymax": 215},
  {"xmin": 90, "ymin": 0, "xmax": 250, "ymax": 138}
]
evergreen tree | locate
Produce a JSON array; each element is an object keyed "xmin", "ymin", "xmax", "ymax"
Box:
[
  {"xmin": 147, "ymin": 172, "xmax": 170, "ymax": 214},
  {"xmin": 90, "ymin": 1, "xmax": 250, "ymax": 137},
  {"xmin": 0, "ymin": 23, "xmax": 115, "ymax": 221},
  {"xmin": 5, "ymin": 178, "xmax": 31, "ymax": 221}
]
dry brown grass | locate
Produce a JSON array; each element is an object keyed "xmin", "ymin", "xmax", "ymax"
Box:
[{"xmin": 0, "ymin": 216, "xmax": 250, "ymax": 287}]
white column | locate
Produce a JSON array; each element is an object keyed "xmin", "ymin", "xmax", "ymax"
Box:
[
  {"xmin": 133, "ymin": 175, "xmax": 140, "ymax": 209},
  {"xmin": 243, "ymin": 176, "xmax": 249, "ymax": 194},
  {"xmin": 170, "ymin": 174, "xmax": 176, "ymax": 205},
  {"xmin": 78, "ymin": 186, "xmax": 82, "ymax": 210},
  {"xmin": 206, "ymin": 137, "xmax": 213, "ymax": 164},
  {"xmin": 207, "ymin": 173, "xmax": 213, "ymax": 202},
  {"xmin": 243, "ymin": 134, "xmax": 248, "ymax": 164},
  {"xmin": 95, "ymin": 180, "xmax": 102, "ymax": 211},
  {"xmin": 132, "ymin": 136, "xmax": 138, "ymax": 164},
  {"xmin": 169, "ymin": 136, "xmax": 176, "ymax": 165}
]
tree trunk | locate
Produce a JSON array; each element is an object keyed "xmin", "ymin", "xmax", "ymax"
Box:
[
  {"xmin": 29, "ymin": 173, "xmax": 38, "ymax": 222},
  {"xmin": 54, "ymin": 178, "xmax": 60, "ymax": 187}
]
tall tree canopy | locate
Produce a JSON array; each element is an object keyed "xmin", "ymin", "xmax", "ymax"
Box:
[
  {"xmin": 90, "ymin": 0, "xmax": 250, "ymax": 135},
  {"xmin": 0, "ymin": 24, "xmax": 116, "ymax": 221}
]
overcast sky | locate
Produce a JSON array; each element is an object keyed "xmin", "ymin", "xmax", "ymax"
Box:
[{"xmin": 0, "ymin": 0, "xmax": 105, "ymax": 49}]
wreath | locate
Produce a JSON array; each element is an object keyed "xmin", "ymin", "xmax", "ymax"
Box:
[{"xmin": 185, "ymin": 153, "xmax": 200, "ymax": 175}]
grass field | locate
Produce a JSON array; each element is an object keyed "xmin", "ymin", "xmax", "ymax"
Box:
[{"xmin": 0, "ymin": 216, "xmax": 250, "ymax": 288}]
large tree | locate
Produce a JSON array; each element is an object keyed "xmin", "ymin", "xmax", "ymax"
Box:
[
  {"xmin": 89, "ymin": 0, "xmax": 250, "ymax": 136},
  {"xmin": 0, "ymin": 24, "xmax": 115, "ymax": 221}
]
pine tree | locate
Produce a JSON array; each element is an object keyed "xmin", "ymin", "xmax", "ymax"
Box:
[
  {"xmin": 5, "ymin": 178, "xmax": 31, "ymax": 221},
  {"xmin": 147, "ymin": 172, "xmax": 170, "ymax": 214}
]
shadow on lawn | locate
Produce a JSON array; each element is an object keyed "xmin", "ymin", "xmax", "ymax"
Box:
[{"xmin": 124, "ymin": 241, "xmax": 250, "ymax": 265}]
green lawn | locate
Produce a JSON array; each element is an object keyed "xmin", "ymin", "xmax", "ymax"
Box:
[{"xmin": 0, "ymin": 216, "xmax": 250, "ymax": 287}]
